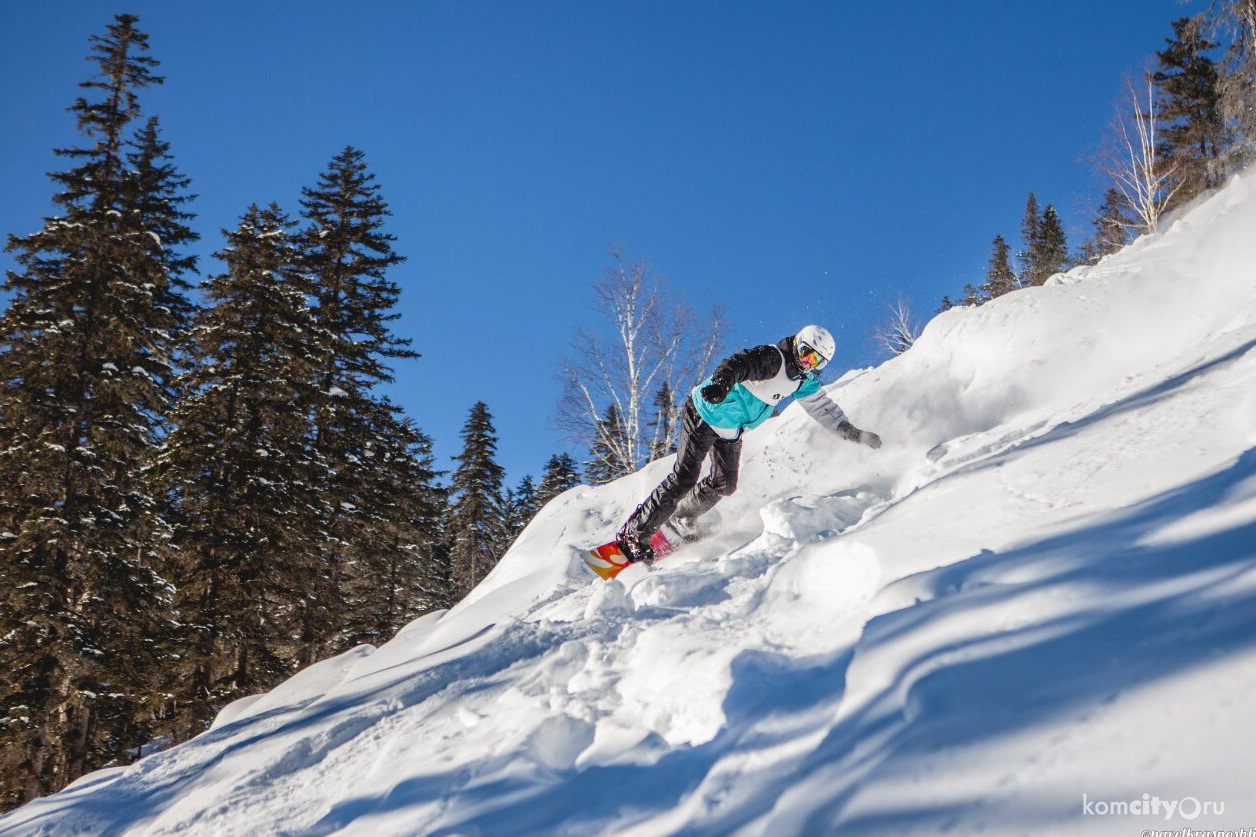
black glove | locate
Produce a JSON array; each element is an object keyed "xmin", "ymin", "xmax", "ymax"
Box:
[
  {"xmin": 859, "ymin": 430, "xmax": 883, "ymax": 449},
  {"xmin": 701, "ymin": 378, "xmax": 731, "ymax": 404}
]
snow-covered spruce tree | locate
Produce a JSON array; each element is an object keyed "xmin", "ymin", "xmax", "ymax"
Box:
[
  {"xmin": 0, "ymin": 15, "xmax": 196, "ymax": 806},
  {"xmin": 953, "ymin": 282, "xmax": 984, "ymax": 308},
  {"xmin": 1018, "ymin": 195, "xmax": 1070, "ymax": 288},
  {"xmin": 295, "ymin": 146, "xmax": 428, "ymax": 664},
  {"xmin": 536, "ymin": 453, "xmax": 582, "ymax": 508},
  {"xmin": 648, "ymin": 382, "xmax": 678, "ymax": 462},
  {"xmin": 127, "ymin": 116, "xmax": 199, "ymax": 314},
  {"xmin": 1080, "ymin": 188, "xmax": 1135, "ymax": 264},
  {"xmin": 586, "ymin": 402, "xmax": 630, "ymax": 485},
  {"xmin": 341, "ymin": 411, "xmax": 448, "ymax": 646},
  {"xmin": 447, "ymin": 402, "xmax": 508, "ymax": 599},
  {"xmin": 503, "ymin": 455, "xmax": 586, "ymax": 543},
  {"xmin": 981, "ymin": 234, "xmax": 1019, "ymax": 300},
  {"xmin": 504, "ymin": 475, "xmax": 540, "ymax": 542},
  {"xmin": 1212, "ymin": 0, "xmax": 1256, "ymax": 166},
  {"xmin": 1035, "ymin": 204, "xmax": 1071, "ymax": 283},
  {"xmin": 1154, "ymin": 16, "xmax": 1233, "ymax": 207},
  {"xmin": 157, "ymin": 204, "xmax": 331, "ymax": 740},
  {"xmin": 1017, "ymin": 192, "xmax": 1043, "ymax": 287}
]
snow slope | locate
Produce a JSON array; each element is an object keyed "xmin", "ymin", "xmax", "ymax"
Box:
[{"xmin": 4, "ymin": 172, "xmax": 1256, "ymax": 836}]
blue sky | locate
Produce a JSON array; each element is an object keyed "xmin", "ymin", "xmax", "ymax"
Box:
[{"xmin": 1, "ymin": 1, "xmax": 1198, "ymax": 484}]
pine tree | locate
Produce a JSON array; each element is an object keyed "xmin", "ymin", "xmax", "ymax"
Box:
[
  {"xmin": 980, "ymin": 234, "xmax": 1019, "ymax": 299},
  {"xmin": 298, "ymin": 147, "xmax": 415, "ymax": 388},
  {"xmin": 295, "ymin": 146, "xmax": 419, "ymax": 664},
  {"xmin": 1080, "ymin": 188, "xmax": 1134, "ymax": 264},
  {"xmin": 1019, "ymin": 196, "xmax": 1070, "ymax": 287},
  {"xmin": 1034, "ymin": 204, "xmax": 1071, "ymax": 284},
  {"xmin": 648, "ymin": 382, "xmax": 678, "ymax": 461},
  {"xmin": 341, "ymin": 414, "xmax": 448, "ymax": 646},
  {"xmin": 586, "ymin": 402, "xmax": 630, "ymax": 484},
  {"xmin": 1154, "ymin": 16, "xmax": 1232, "ymax": 205},
  {"xmin": 126, "ymin": 117, "xmax": 198, "ymax": 319},
  {"xmin": 1018, "ymin": 192, "xmax": 1042, "ymax": 285},
  {"xmin": 536, "ymin": 454, "xmax": 582, "ymax": 507},
  {"xmin": 447, "ymin": 402, "xmax": 507, "ymax": 599},
  {"xmin": 504, "ymin": 475, "xmax": 540, "ymax": 541},
  {"xmin": 0, "ymin": 15, "xmax": 195, "ymax": 806},
  {"xmin": 1213, "ymin": 0, "xmax": 1256, "ymax": 166},
  {"xmin": 157, "ymin": 205, "xmax": 330, "ymax": 739}
]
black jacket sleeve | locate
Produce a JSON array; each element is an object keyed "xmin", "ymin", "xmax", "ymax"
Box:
[{"xmin": 710, "ymin": 344, "xmax": 785, "ymax": 386}]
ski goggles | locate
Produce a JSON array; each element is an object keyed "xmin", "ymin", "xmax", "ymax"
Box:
[{"xmin": 798, "ymin": 342, "xmax": 828, "ymax": 371}]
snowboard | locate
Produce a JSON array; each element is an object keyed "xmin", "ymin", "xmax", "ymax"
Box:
[
  {"xmin": 582, "ymin": 526, "xmax": 680, "ymax": 580},
  {"xmin": 581, "ymin": 511, "xmax": 721, "ymax": 580}
]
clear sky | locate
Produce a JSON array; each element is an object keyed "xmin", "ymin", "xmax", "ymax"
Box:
[{"xmin": 1, "ymin": 0, "xmax": 1199, "ymax": 485}]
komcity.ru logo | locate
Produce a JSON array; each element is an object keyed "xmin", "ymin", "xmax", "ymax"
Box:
[{"xmin": 1082, "ymin": 793, "xmax": 1225, "ymax": 821}]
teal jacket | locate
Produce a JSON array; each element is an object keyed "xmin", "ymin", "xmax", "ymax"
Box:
[
  {"xmin": 692, "ymin": 369, "xmax": 822, "ymax": 436},
  {"xmin": 691, "ymin": 339, "xmax": 828, "ymax": 438}
]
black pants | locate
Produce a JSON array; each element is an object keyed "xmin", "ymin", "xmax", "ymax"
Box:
[{"xmin": 620, "ymin": 399, "xmax": 742, "ymax": 545}]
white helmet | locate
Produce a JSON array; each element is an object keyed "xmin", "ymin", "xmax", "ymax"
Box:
[{"xmin": 795, "ymin": 324, "xmax": 835, "ymax": 371}]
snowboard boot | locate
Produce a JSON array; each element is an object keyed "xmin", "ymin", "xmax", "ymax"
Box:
[
  {"xmin": 615, "ymin": 526, "xmax": 655, "ymax": 566},
  {"xmin": 668, "ymin": 515, "xmax": 702, "ymax": 543}
]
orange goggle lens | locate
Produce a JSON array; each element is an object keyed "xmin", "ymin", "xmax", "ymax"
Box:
[{"xmin": 799, "ymin": 343, "xmax": 826, "ymax": 369}]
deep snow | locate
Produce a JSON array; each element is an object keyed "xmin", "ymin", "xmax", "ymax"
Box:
[{"xmin": 3, "ymin": 171, "xmax": 1256, "ymax": 836}]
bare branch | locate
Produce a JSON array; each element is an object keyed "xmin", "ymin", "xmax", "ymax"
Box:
[
  {"xmin": 874, "ymin": 294, "xmax": 921, "ymax": 357},
  {"xmin": 1096, "ymin": 72, "xmax": 1185, "ymax": 234},
  {"xmin": 557, "ymin": 250, "xmax": 725, "ymax": 478}
]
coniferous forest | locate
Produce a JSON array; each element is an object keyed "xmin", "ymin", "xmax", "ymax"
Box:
[
  {"xmin": 3, "ymin": 5, "xmax": 1255, "ymax": 812},
  {"xmin": 0, "ymin": 14, "xmax": 580, "ymax": 808}
]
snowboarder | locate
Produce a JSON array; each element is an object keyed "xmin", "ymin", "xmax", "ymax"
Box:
[{"xmin": 615, "ymin": 324, "xmax": 882, "ymax": 564}]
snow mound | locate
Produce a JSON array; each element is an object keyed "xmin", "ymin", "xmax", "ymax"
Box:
[{"xmin": 3, "ymin": 171, "xmax": 1256, "ymax": 836}]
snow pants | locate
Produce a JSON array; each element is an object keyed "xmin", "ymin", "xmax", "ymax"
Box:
[{"xmin": 620, "ymin": 398, "xmax": 742, "ymax": 546}]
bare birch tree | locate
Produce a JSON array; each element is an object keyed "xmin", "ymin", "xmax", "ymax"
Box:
[
  {"xmin": 1097, "ymin": 72, "xmax": 1185, "ymax": 234},
  {"xmin": 874, "ymin": 294, "xmax": 922, "ymax": 357},
  {"xmin": 559, "ymin": 250, "xmax": 725, "ymax": 480}
]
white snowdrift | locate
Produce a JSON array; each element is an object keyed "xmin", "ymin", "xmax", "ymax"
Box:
[{"xmin": 3, "ymin": 171, "xmax": 1256, "ymax": 837}]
